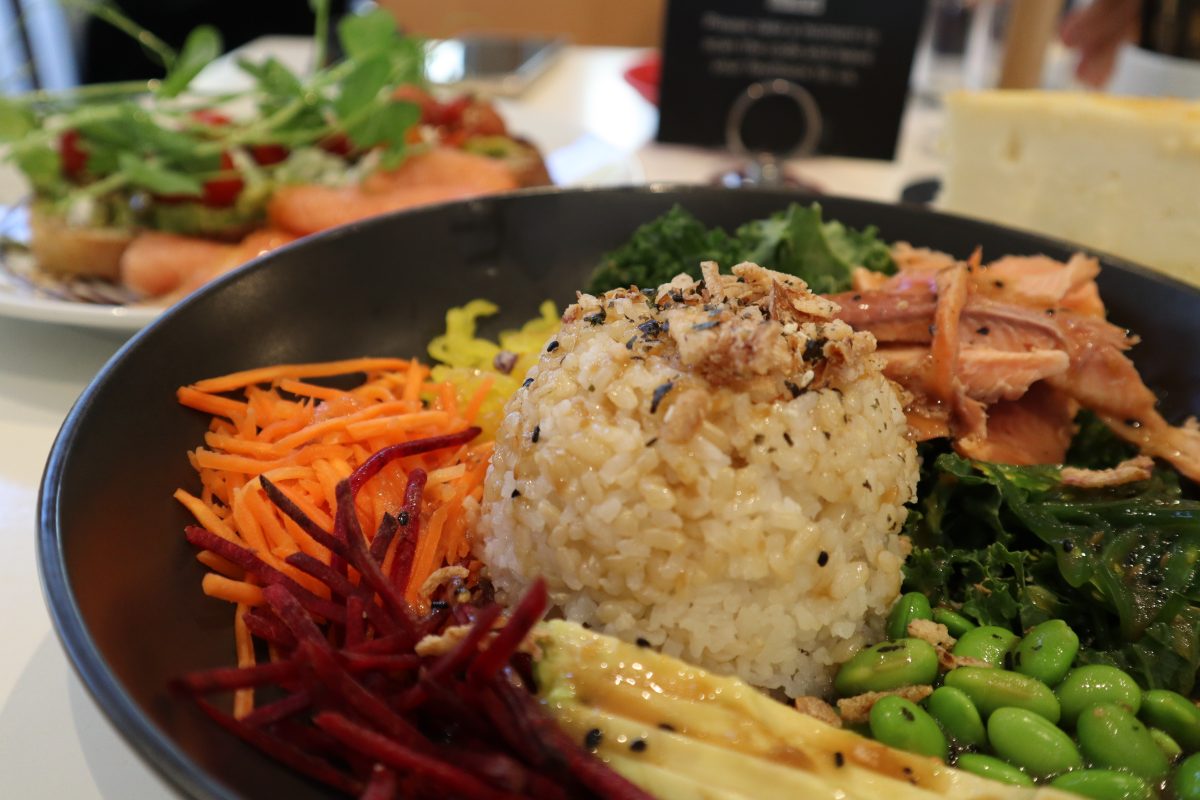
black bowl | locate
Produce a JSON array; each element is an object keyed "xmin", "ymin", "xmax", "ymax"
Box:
[{"xmin": 38, "ymin": 185, "xmax": 1200, "ymax": 799}]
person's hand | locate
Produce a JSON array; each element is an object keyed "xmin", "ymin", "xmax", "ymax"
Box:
[{"xmin": 1060, "ymin": 0, "xmax": 1142, "ymax": 86}]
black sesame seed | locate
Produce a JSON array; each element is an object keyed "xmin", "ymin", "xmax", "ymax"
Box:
[
  {"xmin": 863, "ymin": 480, "xmax": 872, "ymax": 490},
  {"xmin": 928, "ymin": 324, "xmax": 937, "ymax": 336},
  {"xmin": 658, "ymin": 723, "xmax": 675, "ymax": 732},
  {"xmin": 546, "ymin": 340, "xmax": 560, "ymax": 352},
  {"xmin": 645, "ymin": 437, "xmax": 658, "ymax": 447},
  {"xmin": 976, "ymin": 326, "xmax": 990, "ymax": 336},
  {"xmin": 817, "ymin": 551, "xmax": 829, "ymax": 567},
  {"xmin": 630, "ymin": 739, "xmax": 647, "ymax": 753},
  {"xmin": 584, "ymin": 728, "xmax": 603, "ymax": 749},
  {"xmin": 531, "ymin": 425, "xmax": 541, "ymax": 443},
  {"xmin": 994, "ymin": 279, "xmax": 1005, "ymax": 288},
  {"xmin": 852, "ymin": 294, "xmax": 862, "ymax": 302},
  {"xmin": 692, "ymin": 320, "xmax": 719, "ymax": 331},
  {"xmin": 784, "ymin": 381, "xmax": 802, "ymax": 398},
  {"xmin": 625, "ymin": 336, "xmax": 637, "ymax": 350},
  {"xmin": 671, "ymin": 290, "xmax": 684, "ymax": 303},
  {"xmin": 783, "ymin": 432, "xmax": 794, "ymax": 447},
  {"xmin": 834, "ymin": 752, "xmax": 845, "ymax": 768},
  {"xmin": 638, "ymin": 319, "xmax": 664, "ymax": 337},
  {"xmin": 636, "ymin": 637, "xmax": 650, "ymax": 647},
  {"xmin": 397, "ymin": 511, "xmax": 410, "ymax": 527},
  {"xmin": 511, "ymin": 489, "xmax": 521, "ymax": 498},
  {"xmin": 522, "ymin": 377, "xmax": 534, "ymax": 388},
  {"xmin": 584, "ymin": 310, "xmax": 607, "ymax": 325},
  {"xmin": 823, "ymin": 431, "xmax": 831, "ymax": 440},
  {"xmin": 1062, "ymin": 540, "xmax": 1075, "ymax": 552},
  {"xmin": 754, "ymin": 434, "xmax": 765, "ymax": 445},
  {"xmin": 804, "ymin": 337, "xmax": 828, "ymax": 361},
  {"xmin": 650, "ymin": 382, "xmax": 674, "ymax": 414},
  {"xmin": 1045, "ymin": 308, "xmax": 1056, "ymax": 317}
]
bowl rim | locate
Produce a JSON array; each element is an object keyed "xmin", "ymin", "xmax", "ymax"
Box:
[{"xmin": 36, "ymin": 182, "xmax": 1200, "ymax": 799}]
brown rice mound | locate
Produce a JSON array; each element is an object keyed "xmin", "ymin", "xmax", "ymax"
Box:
[{"xmin": 477, "ymin": 262, "xmax": 919, "ymax": 696}]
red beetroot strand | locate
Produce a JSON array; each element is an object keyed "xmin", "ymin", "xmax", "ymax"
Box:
[
  {"xmin": 194, "ymin": 698, "xmax": 361, "ymax": 795},
  {"xmin": 259, "ymin": 475, "xmax": 347, "ymax": 557},
  {"xmin": 347, "ymin": 428, "xmax": 480, "ymax": 496},
  {"xmin": 360, "ymin": 764, "xmax": 398, "ymax": 800},
  {"xmin": 467, "ymin": 578, "xmax": 548, "ymax": 686},
  {"xmin": 185, "ymin": 526, "xmax": 346, "ymax": 624},
  {"xmin": 314, "ymin": 711, "xmax": 523, "ymax": 800}
]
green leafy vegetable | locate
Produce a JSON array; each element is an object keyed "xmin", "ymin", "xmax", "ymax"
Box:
[
  {"xmin": 585, "ymin": 203, "xmax": 895, "ymax": 295},
  {"xmin": 0, "ymin": 98, "xmax": 35, "ymax": 142},
  {"xmin": 117, "ymin": 153, "xmax": 202, "ymax": 196},
  {"xmin": 2, "ymin": 0, "xmax": 426, "ymax": 222},
  {"xmin": 904, "ymin": 438, "xmax": 1200, "ymax": 694},
  {"xmin": 157, "ymin": 25, "xmax": 223, "ymax": 99}
]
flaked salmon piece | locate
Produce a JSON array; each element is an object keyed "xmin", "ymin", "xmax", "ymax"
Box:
[
  {"xmin": 850, "ymin": 266, "xmax": 890, "ymax": 292},
  {"xmin": 1061, "ymin": 455, "xmax": 1155, "ymax": 488},
  {"xmin": 267, "ymin": 183, "xmax": 496, "ymax": 237},
  {"xmin": 1099, "ymin": 417, "xmax": 1200, "ymax": 483},
  {"xmin": 831, "ymin": 289, "xmax": 1068, "ymax": 353},
  {"xmin": 956, "ymin": 383, "xmax": 1078, "ymax": 465},
  {"xmin": 120, "ymin": 232, "xmax": 234, "ymax": 298},
  {"xmin": 977, "ymin": 253, "xmax": 1100, "ymax": 307},
  {"xmin": 1061, "ymin": 279, "xmax": 1106, "ymax": 318},
  {"xmin": 879, "ymin": 346, "xmax": 1070, "ymax": 404},
  {"xmin": 929, "ymin": 264, "xmax": 990, "ymax": 449},
  {"xmin": 360, "ymin": 147, "xmax": 520, "ymax": 195},
  {"xmin": 1045, "ymin": 314, "xmax": 1150, "ymax": 420}
]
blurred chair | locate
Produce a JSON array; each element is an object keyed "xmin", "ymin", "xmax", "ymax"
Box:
[{"xmin": 379, "ymin": 0, "xmax": 665, "ymax": 46}]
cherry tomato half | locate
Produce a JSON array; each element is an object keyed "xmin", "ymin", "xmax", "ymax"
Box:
[{"xmin": 60, "ymin": 130, "xmax": 88, "ymax": 179}]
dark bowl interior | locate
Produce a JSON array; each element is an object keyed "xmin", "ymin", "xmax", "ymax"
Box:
[{"xmin": 38, "ymin": 186, "xmax": 1200, "ymax": 799}]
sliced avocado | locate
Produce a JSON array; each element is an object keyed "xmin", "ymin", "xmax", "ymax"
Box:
[{"xmin": 533, "ymin": 620, "xmax": 1059, "ymax": 800}]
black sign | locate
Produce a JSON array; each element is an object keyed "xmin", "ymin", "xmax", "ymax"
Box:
[{"xmin": 657, "ymin": 0, "xmax": 928, "ymax": 160}]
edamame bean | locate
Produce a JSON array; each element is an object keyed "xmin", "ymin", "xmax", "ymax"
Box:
[
  {"xmin": 944, "ymin": 667, "xmax": 1061, "ymax": 723},
  {"xmin": 933, "ymin": 607, "xmax": 976, "ymax": 638},
  {"xmin": 988, "ymin": 706, "xmax": 1083, "ymax": 779},
  {"xmin": 869, "ymin": 696, "xmax": 947, "ymax": 760},
  {"xmin": 954, "ymin": 754, "xmax": 1034, "ymax": 787},
  {"xmin": 926, "ymin": 686, "xmax": 987, "ymax": 748},
  {"xmin": 887, "ymin": 592, "xmax": 933, "ymax": 641},
  {"xmin": 1150, "ymin": 727, "xmax": 1184, "ymax": 761},
  {"xmin": 1141, "ymin": 689, "xmax": 1200, "ymax": 751},
  {"xmin": 1012, "ymin": 620, "xmax": 1079, "ymax": 687},
  {"xmin": 1076, "ymin": 702, "xmax": 1169, "ymax": 781},
  {"xmin": 1049, "ymin": 770, "xmax": 1152, "ymax": 800},
  {"xmin": 834, "ymin": 639, "xmax": 939, "ymax": 697},
  {"xmin": 952, "ymin": 626, "xmax": 1018, "ymax": 668},
  {"xmin": 1056, "ymin": 665, "xmax": 1142, "ymax": 726},
  {"xmin": 1172, "ymin": 753, "xmax": 1200, "ymax": 800}
]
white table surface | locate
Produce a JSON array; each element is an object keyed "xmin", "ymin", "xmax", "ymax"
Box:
[{"xmin": 0, "ymin": 44, "xmax": 940, "ymax": 798}]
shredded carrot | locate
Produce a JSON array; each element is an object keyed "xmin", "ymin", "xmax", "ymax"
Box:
[
  {"xmin": 204, "ymin": 573, "xmax": 265, "ymax": 606},
  {"xmin": 177, "ymin": 357, "xmax": 497, "ymax": 685},
  {"xmin": 196, "ymin": 550, "xmax": 244, "ymax": 579},
  {"xmin": 188, "ymin": 357, "xmax": 416, "ymax": 394},
  {"xmin": 177, "ymin": 387, "xmax": 247, "ymax": 419},
  {"xmin": 233, "ymin": 603, "xmax": 256, "ymax": 718}
]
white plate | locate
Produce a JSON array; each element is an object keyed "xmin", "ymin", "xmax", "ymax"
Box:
[{"xmin": 0, "ymin": 37, "xmax": 642, "ymax": 333}]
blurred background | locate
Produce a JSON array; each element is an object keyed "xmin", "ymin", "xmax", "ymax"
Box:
[{"xmin": 1, "ymin": 0, "xmax": 1197, "ymax": 96}]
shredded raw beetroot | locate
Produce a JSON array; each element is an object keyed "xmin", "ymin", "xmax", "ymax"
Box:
[{"xmin": 178, "ymin": 432, "xmax": 654, "ymax": 800}]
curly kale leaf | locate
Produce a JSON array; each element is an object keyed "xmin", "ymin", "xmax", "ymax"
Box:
[
  {"xmin": 585, "ymin": 203, "xmax": 894, "ymax": 295},
  {"xmin": 904, "ymin": 441, "xmax": 1200, "ymax": 694}
]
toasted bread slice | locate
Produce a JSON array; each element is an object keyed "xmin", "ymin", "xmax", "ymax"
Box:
[{"xmin": 29, "ymin": 206, "xmax": 135, "ymax": 281}]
